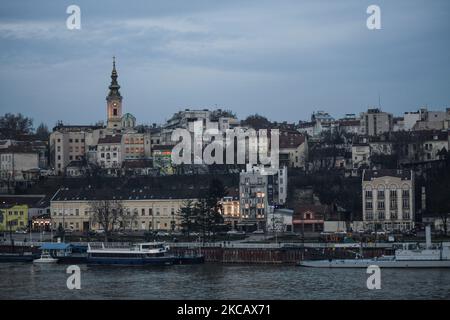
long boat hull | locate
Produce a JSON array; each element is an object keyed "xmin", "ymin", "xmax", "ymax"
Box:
[
  {"xmin": 57, "ymin": 255, "xmax": 88, "ymax": 264},
  {"xmin": 87, "ymin": 256, "xmax": 176, "ymax": 266},
  {"xmin": 298, "ymin": 259, "xmax": 450, "ymax": 268},
  {"xmin": 173, "ymin": 255, "xmax": 205, "ymax": 265},
  {"xmin": 0, "ymin": 253, "xmax": 39, "ymax": 263}
]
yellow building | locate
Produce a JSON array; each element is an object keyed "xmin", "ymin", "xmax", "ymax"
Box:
[
  {"xmin": 50, "ymin": 187, "xmax": 197, "ymax": 232},
  {"xmin": 0, "ymin": 204, "xmax": 29, "ymax": 232}
]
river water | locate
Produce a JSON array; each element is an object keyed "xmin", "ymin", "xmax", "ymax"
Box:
[{"xmin": 0, "ymin": 263, "xmax": 449, "ymax": 299}]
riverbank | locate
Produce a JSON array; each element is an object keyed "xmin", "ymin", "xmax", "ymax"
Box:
[{"xmin": 0, "ymin": 241, "xmax": 393, "ymax": 264}]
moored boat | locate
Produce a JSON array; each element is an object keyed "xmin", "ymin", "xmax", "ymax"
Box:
[
  {"xmin": 87, "ymin": 242, "xmax": 176, "ymax": 266},
  {"xmin": 298, "ymin": 226, "xmax": 450, "ymax": 268},
  {"xmin": 33, "ymin": 252, "xmax": 58, "ymax": 264},
  {"xmin": 0, "ymin": 252, "xmax": 39, "ymax": 263},
  {"xmin": 173, "ymin": 253, "xmax": 205, "ymax": 265}
]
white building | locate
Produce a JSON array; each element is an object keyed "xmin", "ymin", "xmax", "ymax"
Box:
[
  {"xmin": 97, "ymin": 135, "xmax": 122, "ymax": 169},
  {"xmin": 360, "ymin": 108, "xmax": 393, "ymax": 136},
  {"xmin": 403, "ymin": 111, "xmax": 422, "ymax": 131},
  {"xmin": 0, "ymin": 146, "xmax": 40, "ymax": 180},
  {"xmin": 362, "ymin": 169, "xmax": 415, "ymax": 232},
  {"xmin": 50, "ymin": 125, "xmax": 103, "ymax": 174},
  {"xmin": 352, "ymin": 144, "xmax": 371, "ymax": 169},
  {"xmin": 413, "ymin": 107, "xmax": 450, "ymax": 131}
]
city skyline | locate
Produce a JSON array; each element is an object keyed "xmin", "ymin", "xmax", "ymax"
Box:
[{"xmin": 1, "ymin": 0, "xmax": 450, "ymax": 127}]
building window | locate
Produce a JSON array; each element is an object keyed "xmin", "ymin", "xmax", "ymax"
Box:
[
  {"xmin": 403, "ymin": 199, "xmax": 410, "ymax": 209},
  {"xmin": 377, "ymin": 201, "xmax": 385, "ymax": 210},
  {"xmin": 365, "ymin": 190, "xmax": 372, "ymax": 199},
  {"xmin": 390, "ymin": 199, "xmax": 397, "ymax": 209},
  {"xmin": 390, "ymin": 189, "xmax": 397, "ymax": 198}
]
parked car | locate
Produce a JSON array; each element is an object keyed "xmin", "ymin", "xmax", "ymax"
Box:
[
  {"xmin": 15, "ymin": 229, "xmax": 27, "ymax": 234},
  {"xmin": 252, "ymin": 230, "xmax": 265, "ymax": 234},
  {"xmin": 227, "ymin": 230, "xmax": 245, "ymax": 235},
  {"xmin": 156, "ymin": 231, "xmax": 170, "ymax": 236}
]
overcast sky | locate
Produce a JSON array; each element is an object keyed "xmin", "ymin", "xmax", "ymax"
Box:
[{"xmin": 0, "ymin": 0, "xmax": 449, "ymax": 128}]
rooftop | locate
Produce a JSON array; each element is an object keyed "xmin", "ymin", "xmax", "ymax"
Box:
[
  {"xmin": 0, "ymin": 194, "xmax": 48, "ymax": 208},
  {"xmin": 363, "ymin": 169, "xmax": 412, "ymax": 181},
  {"xmin": 98, "ymin": 135, "xmax": 122, "ymax": 144},
  {"xmin": 51, "ymin": 186, "xmax": 200, "ymax": 202}
]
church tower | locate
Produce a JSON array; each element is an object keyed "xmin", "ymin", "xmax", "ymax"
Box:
[{"xmin": 106, "ymin": 57, "xmax": 123, "ymax": 129}]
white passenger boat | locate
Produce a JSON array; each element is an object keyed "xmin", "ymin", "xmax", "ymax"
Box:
[
  {"xmin": 299, "ymin": 226, "xmax": 450, "ymax": 268},
  {"xmin": 87, "ymin": 242, "xmax": 176, "ymax": 266},
  {"xmin": 33, "ymin": 251, "xmax": 58, "ymax": 264}
]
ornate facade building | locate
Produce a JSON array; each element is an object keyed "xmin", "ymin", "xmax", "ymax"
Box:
[{"xmin": 362, "ymin": 169, "xmax": 415, "ymax": 232}]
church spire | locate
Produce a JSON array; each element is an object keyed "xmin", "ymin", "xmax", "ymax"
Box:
[{"xmin": 107, "ymin": 56, "xmax": 122, "ymax": 101}]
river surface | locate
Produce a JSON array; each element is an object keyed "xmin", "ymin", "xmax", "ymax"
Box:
[{"xmin": 0, "ymin": 263, "xmax": 449, "ymax": 299}]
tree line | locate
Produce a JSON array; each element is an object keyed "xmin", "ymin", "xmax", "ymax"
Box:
[{"xmin": 0, "ymin": 112, "xmax": 49, "ymax": 141}]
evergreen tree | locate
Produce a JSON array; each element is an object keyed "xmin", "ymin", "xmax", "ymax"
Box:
[{"xmin": 178, "ymin": 199, "xmax": 196, "ymax": 238}]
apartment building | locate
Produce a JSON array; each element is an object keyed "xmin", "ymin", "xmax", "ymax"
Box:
[
  {"xmin": 360, "ymin": 108, "xmax": 393, "ymax": 136},
  {"xmin": 0, "ymin": 146, "xmax": 40, "ymax": 180}
]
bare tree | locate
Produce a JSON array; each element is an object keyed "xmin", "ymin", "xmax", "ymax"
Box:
[{"xmin": 88, "ymin": 200, "xmax": 126, "ymax": 241}]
